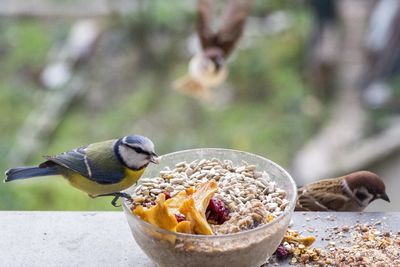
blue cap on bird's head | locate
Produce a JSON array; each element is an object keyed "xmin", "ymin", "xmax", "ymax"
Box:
[
  {"xmin": 116, "ymin": 135, "xmax": 159, "ymax": 170},
  {"xmin": 122, "ymin": 135, "xmax": 154, "ymax": 148}
]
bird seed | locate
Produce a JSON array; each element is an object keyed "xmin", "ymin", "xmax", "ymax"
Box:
[{"xmin": 130, "ymin": 158, "xmax": 289, "ymax": 234}]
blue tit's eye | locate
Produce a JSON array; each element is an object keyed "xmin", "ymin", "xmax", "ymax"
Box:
[
  {"xmin": 132, "ymin": 146, "xmax": 144, "ymax": 153},
  {"xmin": 129, "ymin": 145, "xmax": 150, "ymax": 155}
]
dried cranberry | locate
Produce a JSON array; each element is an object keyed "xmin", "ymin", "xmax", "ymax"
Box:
[
  {"xmin": 175, "ymin": 213, "xmax": 186, "ymax": 222},
  {"xmin": 206, "ymin": 198, "xmax": 230, "ymax": 224},
  {"xmin": 163, "ymin": 192, "xmax": 171, "ymax": 200},
  {"xmin": 274, "ymin": 245, "xmax": 289, "ymax": 260}
]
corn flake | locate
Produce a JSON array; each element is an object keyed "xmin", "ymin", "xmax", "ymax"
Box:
[
  {"xmin": 192, "ymin": 179, "xmax": 218, "ymax": 215},
  {"xmin": 133, "ymin": 194, "xmax": 178, "ymax": 232},
  {"xmin": 179, "ymin": 198, "xmax": 213, "ymax": 235},
  {"xmin": 165, "ymin": 187, "xmax": 195, "ymax": 214},
  {"xmin": 132, "ymin": 180, "xmax": 217, "ymax": 235},
  {"xmin": 176, "ymin": 221, "xmax": 193, "ymax": 234}
]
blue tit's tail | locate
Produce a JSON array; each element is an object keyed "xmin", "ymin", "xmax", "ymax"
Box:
[{"xmin": 4, "ymin": 166, "xmax": 60, "ymax": 182}]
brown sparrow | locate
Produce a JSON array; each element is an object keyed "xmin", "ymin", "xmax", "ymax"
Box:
[
  {"xmin": 174, "ymin": 0, "xmax": 252, "ymax": 100},
  {"xmin": 296, "ymin": 171, "xmax": 390, "ymax": 212}
]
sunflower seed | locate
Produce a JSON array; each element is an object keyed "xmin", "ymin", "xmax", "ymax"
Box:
[{"xmin": 150, "ymin": 189, "xmax": 162, "ymax": 194}]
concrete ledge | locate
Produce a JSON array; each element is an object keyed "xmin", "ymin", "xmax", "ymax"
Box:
[{"xmin": 0, "ymin": 211, "xmax": 398, "ymax": 266}]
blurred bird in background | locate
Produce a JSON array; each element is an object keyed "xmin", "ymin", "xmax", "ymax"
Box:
[
  {"xmin": 4, "ymin": 135, "xmax": 159, "ymax": 207},
  {"xmin": 296, "ymin": 171, "xmax": 390, "ymax": 211},
  {"xmin": 174, "ymin": 0, "xmax": 252, "ymax": 100}
]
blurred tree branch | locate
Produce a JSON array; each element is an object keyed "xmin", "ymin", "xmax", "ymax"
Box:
[
  {"xmin": 8, "ymin": 78, "xmax": 84, "ymax": 165},
  {"xmin": 7, "ymin": 19, "xmax": 103, "ymax": 165},
  {"xmin": 293, "ymin": 0, "xmax": 375, "ymax": 184},
  {"xmin": 339, "ymin": 118, "xmax": 400, "ymax": 171}
]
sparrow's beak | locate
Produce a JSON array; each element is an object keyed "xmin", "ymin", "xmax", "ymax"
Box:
[
  {"xmin": 379, "ymin": 192, "xmax": 390, "ymax": 202},
  {"xmin": 150, "ymin": 153, "xmax": 160, "ymax": 164}
]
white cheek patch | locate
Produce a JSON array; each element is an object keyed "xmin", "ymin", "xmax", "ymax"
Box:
[
  {"xmin": 342, "ymin": 180, "xmax": 352, "ymax": 196},
  {"xmin": 119, "ymin": 146, "xmax": 148, "ymax": 169}
]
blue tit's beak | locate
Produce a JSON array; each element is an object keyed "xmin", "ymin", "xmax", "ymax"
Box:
[
  {"xmin": 380, "ymin": 192, "xmax": 390, "ymax": 202},
  {"xmin": 150, "ymin": 153, "xmax": 159, "ymax": 164}
]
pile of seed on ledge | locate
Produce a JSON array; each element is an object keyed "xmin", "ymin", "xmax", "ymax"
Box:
[
  {"xmin": 267, "ymin": 221, "xmax": 400, "ymax": 266},
  {"xmin": 321, "ymin": 223, "xmax": 400, "ymax": 266},
  {"xmin": 130, "ymin": 158, "xmax": 289, "ymax": 234}
]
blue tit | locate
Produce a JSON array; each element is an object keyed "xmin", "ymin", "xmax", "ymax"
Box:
[{"xmin": 4, "ymin": 135, "xmax": 159, "ymax": 206}]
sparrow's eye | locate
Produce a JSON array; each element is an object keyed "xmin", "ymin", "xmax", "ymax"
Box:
[{"xmin": 355, "ymin": 191, "xmax": 368, "ymax": 201}]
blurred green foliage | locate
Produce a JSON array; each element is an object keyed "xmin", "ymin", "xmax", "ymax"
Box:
[{"xmin": 0, "ymin": 1, "xmax": 314, "ymax": 210}]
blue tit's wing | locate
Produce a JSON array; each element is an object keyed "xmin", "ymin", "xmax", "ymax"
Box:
[
  {"xmin": 41, "ymin": 143, "xmax": 125, "ymax": 184},
  {"xmin": 41, "ymin": 146, "xmax": 90, "ymax": 176}
]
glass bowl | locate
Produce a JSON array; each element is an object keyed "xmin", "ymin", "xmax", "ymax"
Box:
[{"xmin": 122, "ymin": 148, "xmax": 297, "ymax": 267}]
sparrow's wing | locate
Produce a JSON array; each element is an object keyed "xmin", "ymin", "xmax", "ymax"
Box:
[
  {"xmin": 296, "ymin": 188, "xmax": 349, "ymax": 211},
  {"xmin": 215, "ymin": 0, "xmax": 252, "ymax": 57},
  {"xmin": 197, "ymin": 0, "xmax": 215, "ymax": 50},
  {"xmin": 40, "ymin": 145, "xmax": 125, "ymax": 184},
  {"xmin": 296, "ymin": 188, "xmax": 329, "ymax": 211}
]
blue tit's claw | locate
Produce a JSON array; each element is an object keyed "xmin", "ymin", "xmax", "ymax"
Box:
[
  {"xmin": 119, "ymin": 192, "xmax": 133, "ymax": 201},
  {"xmin": 97, "ymin": 192, "xmax": 132, "ymax": 207},
  {"xmin": 111, "ymin": 196, "xmax": 121, "ymax": 207}
]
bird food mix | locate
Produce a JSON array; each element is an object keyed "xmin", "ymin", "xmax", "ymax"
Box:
[
  {"xmin": 267, "ymin": 219, "xmax": 400, "ymax": 266},
  {"xmin": 128, "ymin": 158, "xmax": 289, "ymax": 235}
]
